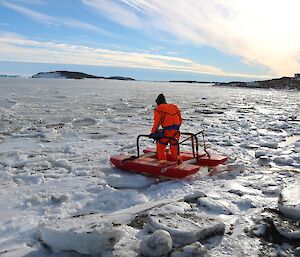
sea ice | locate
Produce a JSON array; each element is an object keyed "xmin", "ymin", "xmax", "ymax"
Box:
[
  {"xmin": 273, "ymin": 156, "xmax": 295, "ymax": 166},
  {"xmin": 278, "ymin": 182, "xmax": 300, "ymax": 220},
  {"xmin": 197, "ymin": 197, "xmax": 233, "ymax": 215},
  {"xmin": 1, "ymin": 79, "xmax": 299, "ymax": 257},
  {"xmin": 107, "ymin": 173, "xmax": 156, "ymax": 189},
  {"xmin": 72, "ymin": 117, "xmax": 97, "ymax": 127},
  {"xmin": 259, "ymin": 141, "xmax": 278, "ymax": 149},
  {"xmin": 170, "ymin": 242, "xmax": 207, "ymax": 257},
  {"xmin": 255, "ymin": 150, "xmax": 267, "ymax": 158},
  {"xmin": 39, "ymin": 215, "xmax": 123, "ymax": 254},
  {"xmin": 147, "ymin": 203, "xmax": 225, "ymax": 247},
  {"xmin": 257, "ymin": 156, "xmax": 271, "ymax": 166},
  {"xmin": 0, "ymin": 98, "xmax": 18, "ymax": 108},
  {"xmin": 140, "ymin": 230, "xmax": 172, "ymax": 257}
]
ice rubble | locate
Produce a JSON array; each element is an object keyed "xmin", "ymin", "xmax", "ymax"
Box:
[
  {"xmin": 170, "ymin": 242, "xmax": 207, "ymax": 257},
  {"xmin": 250, "ymin": 181, "xmax": 300, "ymax": 256},
  {"xmin": 0, "ymin": 79, "xmax": 299, "ymax": 256},
  {"xmin": 39, "ymin": 198, "xmax": 226, "ymax": 255},
  {"xmin": 39, "ymin": 216, "xmax": 122, "ymax": 254},
  {"xmin": 38, "ymin": 199, "xmax": 177, "ymax": 254},
  {"xmin": 278, "ymin": 181, "xmax": 300, "ymax": 220},
  {"xmin": 140, "ymin": 230, "xmax": 172, "ymax": 257},
  {"xmin": 147, "ymin": 203, "xmax": 225, "ymax": 247}
]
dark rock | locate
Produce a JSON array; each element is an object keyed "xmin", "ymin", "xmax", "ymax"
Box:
[
  {"xmin": 169, "ymin": 80, "xmax": 210, "ymax": 84},
  {"xmin": 251, "ymin": 208, "xmax": 300, "ymax": 246},
  {"xmin": 106, "ymin": 76, "xmax": 135, "ymax": 81}
]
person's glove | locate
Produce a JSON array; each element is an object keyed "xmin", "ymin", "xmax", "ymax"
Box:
[
  {"xmin": 149, "ymin": 130, "xmax": 163, "ymax": 140},
  {"xmin": 149, "ymin": 133, "xmax": 155, "ymax": 139}
]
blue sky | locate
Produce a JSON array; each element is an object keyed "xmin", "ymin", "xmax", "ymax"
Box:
[{"xmin": 0, "ymin": 0, "xmax": 300, "ymax": 81}]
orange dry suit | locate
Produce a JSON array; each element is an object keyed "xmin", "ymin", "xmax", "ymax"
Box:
[{"xmin": 151, "ymin": 103, "xmax": 182, "ymax": 162}]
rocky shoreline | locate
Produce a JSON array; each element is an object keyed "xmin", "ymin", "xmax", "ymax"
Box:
[{"xmin": 215, "ymin": 76, "xmax": 300, "ymax": 90}]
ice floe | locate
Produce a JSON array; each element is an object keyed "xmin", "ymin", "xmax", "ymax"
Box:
[
  {"xmin": 146, "ymin": 202, "xmax": 225, "ymax": 247},
  {"xmin": 140, "ymin": 230, "xmax": 173, "ymax": 257},
  {"xmin": 0, "ymin": 79, "xmax": 299, "ymax": 257},
  {"xmin": 278, "ymin": 181, "xmax": 300, "ymax": 220},
  {"xmin": 39, "ymin": 216, "xmax": 123, "ymax": 254}
]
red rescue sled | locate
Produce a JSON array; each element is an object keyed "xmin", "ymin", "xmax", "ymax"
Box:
[{"xmin": 110, "ymin": 131, "xmax": 227, "ymax": 179}]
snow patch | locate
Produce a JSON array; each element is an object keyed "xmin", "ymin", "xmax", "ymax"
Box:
[
  {"xmin": 48, "ymin": 157, "xmax": 71, "ymax": 170},
  {"xmin": 107, "ymin": 173, "xmax": 156, "ymax": 189}
]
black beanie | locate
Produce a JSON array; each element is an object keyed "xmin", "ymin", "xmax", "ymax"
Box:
[{"xmin": 156, "ymin": 94, "xmax": 166, "ymax": 105}]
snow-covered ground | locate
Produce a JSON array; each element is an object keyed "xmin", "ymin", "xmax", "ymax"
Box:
[{"xmin": 0, "ymin": 78, "xmax": 299, "ymax": 256}]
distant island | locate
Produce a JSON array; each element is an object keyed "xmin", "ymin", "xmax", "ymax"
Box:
[
  {"xmin": 0, "ymin": 74, "xmax": 21, "ymax": 78},
  {"xmin": 32, "ymin": 71, "xmax": 135, "ymax": 81},
  {"xmin": 215, "ymin": 74, "xmax": 300, "ymax": 90},
  {"xmin": 30, "ymin": 71, "xmax": 300, "ymax": 90}
]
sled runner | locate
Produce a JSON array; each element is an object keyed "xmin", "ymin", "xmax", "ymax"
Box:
[{"xmin": 110, "ymin": 131, "xmax": 227, "ymax": 179}]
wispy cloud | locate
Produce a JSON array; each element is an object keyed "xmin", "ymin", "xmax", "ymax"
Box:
[
  {"xmin": 82, "ymin": 0, "xmax": 300, "ymax": 76},
  {"xmin": 1, "ymin": 1, "xmax": 56, "ymax": 25},
  {"xmin": 0, "ymin": 32, "xmax": 266, "ymax": 78},
  {"xmin": 82, "ymin": 0, "xmax": 142, "ymax": 29},
  {"xmin": 0, "ymin": 22, "xmax": 9, "ymax": 26},
  {"xmin": 0, "ymin": 0, "xmax": 113, "ymax": 35},
  {"xmin": 7, "ymin": 0, "xmax": 45, "ymax": 4},
  {"xmin": 17, "ymin": 0, "xmax": 44, "ymax": 3}
]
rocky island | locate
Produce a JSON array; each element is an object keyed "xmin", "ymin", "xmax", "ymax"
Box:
[
  {"xmin": 215, "ymin": 74, "xmax": 300, "ymax": 90},
  {"xmin": 32, "ymin": 71, "xmax": 135, "ymax": 81}
]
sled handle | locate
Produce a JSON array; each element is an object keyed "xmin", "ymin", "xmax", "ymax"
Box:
[
  {"xmin": 180, "ymin": 132, "xmax": 199, "ymax": 160},
  {"xmin": 180, "ymin": 130, "xmax": 210, "ymax": 159}
]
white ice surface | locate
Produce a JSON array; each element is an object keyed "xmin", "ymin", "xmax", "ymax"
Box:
[
  {"xmin": 278, "ymin": 181, "xmax": 300, "ymax": 220},
  {"xmin": 39, "ymin": 217, "xmax": 122, "ymax": 254},
  {"xmin": 107, "ymin": 172, "xmax": 156, "ymax": 189},
  {"xmin": 0, "ymin": 78, "xmax": 299, "ymax": 256},
  {"xmin": 146, "ymin": 202, "xmax": 225, "ymax": 247}
]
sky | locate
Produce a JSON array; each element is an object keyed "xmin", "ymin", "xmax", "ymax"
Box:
[{"xmin": 0, "ymin": 0, "xmax": 300, "ymax": 81}]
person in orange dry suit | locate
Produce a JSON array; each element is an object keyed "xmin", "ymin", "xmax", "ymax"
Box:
[{"xmin": 149, "ymin": 94, "xmax": 182, "ymax": 163}]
